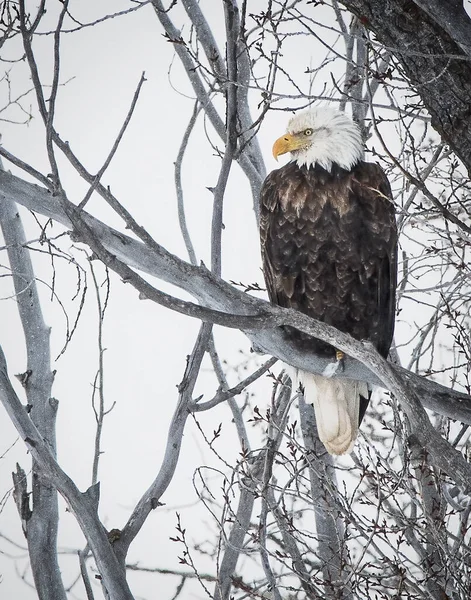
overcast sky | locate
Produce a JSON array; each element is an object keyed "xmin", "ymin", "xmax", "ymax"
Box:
[
  {"xmin": 0, "ymin": 2, "xmax": 458, "ymax": 599},
  {"xmin": 0, "ymin": 4, "xmax": 277, "ymax": 598}
]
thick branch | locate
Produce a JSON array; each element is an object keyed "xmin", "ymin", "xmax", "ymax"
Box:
[
  {"xmin": 0, "ymin": 170, "xmax": 469, "ymax": 424},
  {"xmin": 0, "ymin": 346, "xmax": 135, "ymax": 599},
  {"xmin": 49, "ymin": 202, "xmax": 471, "ymax": 492},
  {"xmin": 0, "ymin": 195, "xmax": 66, "ymax": 600},
  {"xmin": 339, "ymin": 0, "xmax": 471, "ymax": 177},
  {"xmin": 413, "ymin": 0, "xmax": 471, "ymax": 59}
]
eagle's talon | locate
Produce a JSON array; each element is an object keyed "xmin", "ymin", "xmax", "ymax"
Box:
[
  {"xmin": 322, "ymin": 361, "xmax": 341, "ymax": 378},
  {"xmin": 336, "ymin": 350, "xmax": 346, "ymax": 372}
]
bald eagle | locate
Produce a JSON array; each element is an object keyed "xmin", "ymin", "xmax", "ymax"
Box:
[{"xmin": 260, "ymin": 107, "xmax": 397, "ymax": 455}]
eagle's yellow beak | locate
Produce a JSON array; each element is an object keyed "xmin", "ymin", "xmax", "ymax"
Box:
[{"xmin": 272, "ymin": 133, "xmax": 307, "ymax": 161}]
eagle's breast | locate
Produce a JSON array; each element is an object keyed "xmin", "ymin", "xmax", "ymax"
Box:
[
  {"xmin": 260, "ymin": 160, "xmax": 397, "ymax": 360},
  {"xmin": 277, "ymin": 165, "xmax": 353, "ymax": 218}
]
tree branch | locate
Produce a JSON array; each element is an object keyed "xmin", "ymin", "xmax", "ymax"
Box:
[
  {"xmin": 151, "ymin": 0, "xmax": 264, "ymax": 201},
  {"xmin": 0, "ymin": 346, "xmax": 135, "ymax": 600},
  {"xmin": 0, "ymin": 170, "xmax": 469, "ymax": 424},
  {"xmin": 339, "ymin": 0, "xmax": 471, "ymax": 177},
  {"xmin": 114, "ymin": 323, "xmax": 213, "ymax": 562},
  {"xmin": 78, "ymin": 72, "xmax": 147, "ymax": 210},
  {"xmin": 213, "ymin": 471, "xmax": 256, "ymax": 600},
  {"xmin": 299, "ymin": 396, "xmax": 352, "ymax": 600},
  {"xmin": 0, "ymin": 194, "xmax": 67, "ymax": 600}
]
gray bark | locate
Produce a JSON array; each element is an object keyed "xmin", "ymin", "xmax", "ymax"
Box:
[
  {"xmin": 0, "ymin": 348, "xmax": 135, "ymax": 600},
  {"xmin": 0, "ymin": 170, "xmax": 469, "ymax": 424},
  {"xmin": 299, "ymin": 398, "xmax": 352, "ymax": 600},
  {"xmin": 409, "ymin": 437, "xmax": 448, "ymax": 600},
  {"xmin": 413, "ymin": 0, "xmax": 471, "ymax": 58},
  {"xmin": 340, "ymin": 0, "xmax": 471, "ymax": 176},
  {"xmin": 0, "ymin": 196, "xmax": 67, "ymax": 600},
  {"xmin": 213, "ymin": 485, "xmax": 255, "ymax": 600}
]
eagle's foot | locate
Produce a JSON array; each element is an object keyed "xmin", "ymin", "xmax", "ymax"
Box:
[{"xmin": 322, "ymin": 350, "xmax": 345, "ymax": 378}]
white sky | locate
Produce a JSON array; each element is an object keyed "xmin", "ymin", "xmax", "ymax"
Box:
[
  {"xmin": 0, "ymin": 2, "xmax": 464, "ymax": 599},
  {"xmin": 0, "ymin": 3, "xmax": 273, "ymax": 598}
]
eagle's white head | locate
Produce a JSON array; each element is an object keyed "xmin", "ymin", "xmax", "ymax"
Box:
[{"xmin": 273, "ymin": 107, "xmax": 363, "ymax": 172}]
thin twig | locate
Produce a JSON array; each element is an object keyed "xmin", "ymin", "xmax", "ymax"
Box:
[
  {"xmin": 174, "ymin": 101, "xmax": 200, "ymax": 265},
  {"xmin": 46, "ymin": 0, "xmax": 69, "ymax": 183},
  {"xmin": 78, "ymin": 73, "xmax": 147, "ymax": 210},
  {"xmin": 90, "ymin": 262, "xmax": 111, "ymax": 486},
  {"xmin": 78, "ymin": 548, "xmax": 95, "ymax": 600},
  {"xmin": 194, "ymin": 356, "xmax": 277, "ymax": 412}
]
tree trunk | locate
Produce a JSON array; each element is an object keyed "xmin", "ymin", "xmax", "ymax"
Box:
[{"xmin": 340, "ymin": 0, "xmax": 471, "ymax": 176}]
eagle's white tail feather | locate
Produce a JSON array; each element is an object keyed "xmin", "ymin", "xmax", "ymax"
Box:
[{"xmin": 288, "ymin": 367, "xmax": 366, "ymax": 455}]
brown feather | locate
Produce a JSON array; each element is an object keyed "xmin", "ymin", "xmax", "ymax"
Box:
[{"xmin": 260, "ymin": 160, "xmax": 397, "ymax": 431}]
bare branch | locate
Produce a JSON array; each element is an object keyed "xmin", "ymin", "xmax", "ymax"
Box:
[
  {"xmin": 0, "ymin": 345, "xmax": 135, "ymax": 600},
  {"xmin": 0, "ymin": 170, "xmax": 469, "ymax": 426},
  {"xmin": 194, "ymin": 356, "xmax": 277, "ymax": 412},
  {"xmin": 299, "ymin": 395, "xmax": 352, "ymax": 600},
  {"xmin": 90, "ymin": 262, "xmax": 111, "ymax": 487},
  {"xmin": 78, "ymin": 73, "xmax": 147, "ymax": 210},
  {"xmin": 78, "ymin": 547, "xmax": 95, "ymax": 600},
  {"xmin": 115, "ymin": 323, "xmax": 213, "ymax": 561},
  {"xmin": 174, "ymin": 101, "xmax": 200, "ymax": 265},
  {"xmin": 213, "ymin": 477, "xmax": 255, "ymax": 600},
  {"xmin": 0, "ymin": 193, "xmax": 67, "ymax": 600}
]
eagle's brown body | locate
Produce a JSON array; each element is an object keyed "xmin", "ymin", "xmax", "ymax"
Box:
[
  {"xmin": 260, "ymin": 160, "xmax": 397, "ymax": 358},
  {"xmin": 260, "ymin": 159, "xmax": 397, "ymax": 452}
]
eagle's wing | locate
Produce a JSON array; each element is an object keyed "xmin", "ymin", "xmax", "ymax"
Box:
[
  {"xmin": 259, "ymin": 161, "xmax": 397, "ymax": 452},
  {"xmin": 351, "ymin": 161, "xmax": 397, "ymax": 359},
  {"xmin": 259, "ymin": 163, "xmax": 312, "ymax": 312},
  {"xmin": 260, "ymin": 169, "xmax": 283, "ymax": 306}
]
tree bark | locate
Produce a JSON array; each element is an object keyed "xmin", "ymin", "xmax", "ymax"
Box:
[
  {"xmin": 0, "ymin": 196, "xmax": 67, "ymax": 600},
  {"xmin": 340, "ymin": 0, "xmax": 471, "ymax": 177},
  {"xmin": 299, "ymin": 398, "xmax": 352, "ymax": 600},
  {"xmin": 0, "ymin": 170, "xmax": 470, "ymax": 425}
]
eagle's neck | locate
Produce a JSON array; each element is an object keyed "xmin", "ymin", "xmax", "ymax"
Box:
[{"xmin": 293, "ymin": 121, "xmax": 363, "ymax": 173}]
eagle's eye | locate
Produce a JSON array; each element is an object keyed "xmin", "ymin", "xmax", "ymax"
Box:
[{"xmin": 304, "ymin": 128, "xmax": 313, "ymax": 136}]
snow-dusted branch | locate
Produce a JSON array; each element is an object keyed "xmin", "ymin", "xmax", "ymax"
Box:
[
  {"xmin": 0, "ymin": 194, "xmax": 67, "ymax": 600},
  {"xmin": 1, "ymin": 170, "xmax": 469, "ymax": 425}
]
